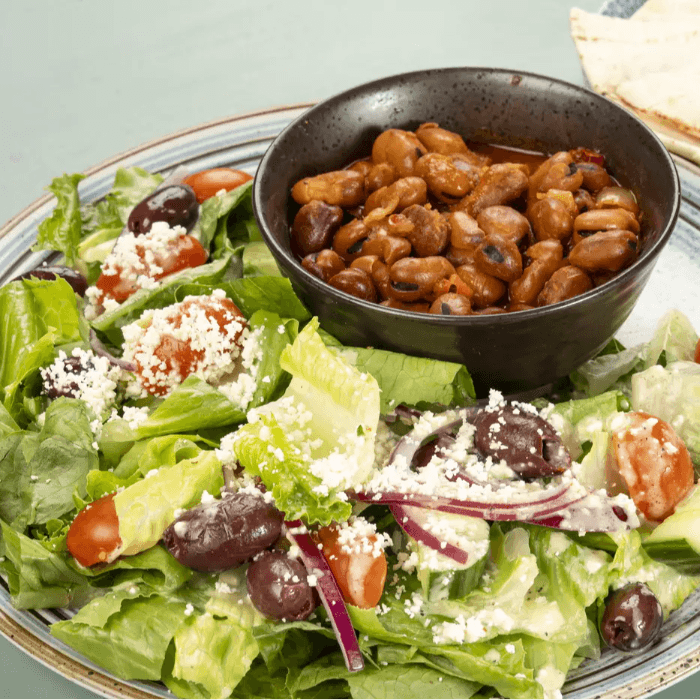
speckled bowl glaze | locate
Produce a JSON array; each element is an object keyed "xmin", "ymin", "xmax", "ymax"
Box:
[{"xmin": 253, "ymin": 67, "xmax": 680, "ymax": 395}]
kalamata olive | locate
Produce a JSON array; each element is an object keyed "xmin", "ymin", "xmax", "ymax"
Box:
[
  {"xmin": 472, "ymin": 404, "xmax": 571, "ymax": 479},
  {"xmin": 600, "ymin": 582, "xmax": 663, "ymax": 652},
  {"xmin": 13, "ymin": 265, "xmax": 88, "ymax": 297},
  {"xmin": 246, "ymin": 550, "xmax": 316, "ymax": 621},
  {"xmin": 127, "ymin": 184, "xmax": 199, "ymax": 235},
  {"xmin": 162, "ymin": 491, "xmax": 284, "ymax": 572},
  {"xmin": 42, "ymin": 355, "xmax": 93, "ymax": 399},
  {"xmin": 291, "ymin": 200, "xmax": 344, "ymax": 256}
]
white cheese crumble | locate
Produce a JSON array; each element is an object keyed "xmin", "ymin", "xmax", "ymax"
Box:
[
  {"xmin": 121, "ymin": 292, "xmax": 250, "ymax": 398},
  {"xmin": 41, "ymin": 348, "xmax": 121, "ymax": 439}
]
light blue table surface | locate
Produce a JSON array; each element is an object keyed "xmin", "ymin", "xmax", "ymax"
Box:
[{"xmin": 1, "ymin": 1, "xmax": 698, "ymax": 698}]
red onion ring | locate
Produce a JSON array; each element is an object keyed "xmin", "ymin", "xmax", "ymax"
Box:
[
  {"xmin": 284, "ymin": 520, "xmax": 364, "ymax": 673},
  {"xmin": 89, "ymin": 329, "xmax": 136, "ymax": 372},
  {"xmin": 390, "ymin": 504, "xmax": 470, "ymax": 565}
]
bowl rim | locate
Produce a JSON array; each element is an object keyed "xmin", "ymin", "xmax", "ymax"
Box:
[{"xmin": 252, "ymin": 65, "xmax": 682, "ymax": 326}]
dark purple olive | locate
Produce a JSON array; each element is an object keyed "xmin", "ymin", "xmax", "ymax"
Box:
[
  {"xmin": 12, "ymin": 265, "xmax": 88, "ymax": 297},
  {"xmin": 43, "ymin": 355, "xmax": 93, "ymax": 399},
  {"xmin": 162, "ymin": 491, "xmax": 283, "ymax": 572},
  {"xmin": 601, "ymin": 582, "xmax": 663, "ymax": 652},
  {"xmin": 126, "ymin": 184, "xmax": 199, "ymax": 235},
  {"xmin": 246, "ymin": 550, "xmax": 316, "ymax": 621},
  {"xmin": 472, "ymin": 404, "xmax": 570, "ymax": 479}
]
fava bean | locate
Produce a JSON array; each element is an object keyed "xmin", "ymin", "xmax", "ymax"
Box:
[
  {"xmin": 380, "ymin": 298, "xmax": 430, "ymax": 313},
  {"xmin": 362, "ymin": 234, "xmax": 412, "ymax": 265},
  {"xmin": 456, "ymin": 264, "xmax": 506, "ymax": 308},
  {"xmin": 301, "ymin": 249, "xmax": 346, "ymax": 282},
  {"xmin": 476, "ymin": 205, "xmax": 530, "ymax": 244},
  {"xmin": 595, "ymin": 186, "xmax": 639, "ymax": 215},
  {"xmin": 429, "ymin": 293, "xmax": 472, "ymax": 315},
  {"xmin": 364, "ymin": 177, "xmax": 428, "ymax": 220},
  {"xmin": 569, "ymin": 229, "xmax": 638, "ymax": 272},
  {"xmin": 574, "ymin": 161, "xmax": 611, "ymax": 192},
  {"xmin": 537, "ymin": 265, "xmax": 593, "ymax": 305},
  {"xmin": 366, "ymin": 162, "xmax": 397, "ymax": 192},
  {"xmin": 574, "ymin": 208, "xmax": 640, "ymax": 234},
  {"xmin": 402, "ymin": 204, "xmax": 450, "ymax": 257},
  {"xmin": 372, "ymin": 128, "xmax": 427, "ymax": 178},
  {"xmin": 474, "ymin": 233, "xmax": 523, "ymax": 282},
  {"xmin": 459, "ymin": 163, "xmax": 529, "ymax": 217},
  {"xmin": 333, "ymin": 220, "xmax": 370, "ymax": 262},
  {"xmin": 389, "ymin": 256, "xmax": 455, "ymax": 302},
  {"xmin": 414, "ymin": 152, "xmax": 481, "ymax": 202},
  {"xmin": 530, "ymin": 196, "xmax": 575, "ymax": 241},
  {"xmin": 292, "ymin": 170, "xmax": 366, "ymax": 207},
  {"xmin": 328, "ymin": 267, "xmax": 377, "ymax": 301},
  {"xmin": 291, "ymin": 200, "xmax": 344, "ymax": 255}
]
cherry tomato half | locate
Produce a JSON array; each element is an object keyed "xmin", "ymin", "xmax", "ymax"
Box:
[
  {"xmin": 182, "ymin": 168, "xmax": 253, "ymax": 203},
  {"xmin": 613, "ymin": 411, "xmax": 694, "ymax": 522},
  {"xmin": 67, "ymin": 493, "xmax": 122, "ymax": 567},
  {"xmin": 314, "ymin": 524, "xmax": 387, "ymax": 609},
  {"xmin": 694, "ymin": 337, "xmax": 700, "ymax": 364},
  {"xmin": 96, "ymin": 234, "xmax": 208, "ymax": 303},
  {"xmin": 132, "ymin": 295, "xmax": 247, "ymax": 397}
]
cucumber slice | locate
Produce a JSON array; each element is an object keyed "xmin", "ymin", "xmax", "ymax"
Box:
[{"xmin": 644, "ymin": 487, "xmax": 700, "ymax": 572}]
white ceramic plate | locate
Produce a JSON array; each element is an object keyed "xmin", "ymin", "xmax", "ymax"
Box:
[{"xmin": 1, "ymin": 102, "xmax": 700, "ymax": 699}]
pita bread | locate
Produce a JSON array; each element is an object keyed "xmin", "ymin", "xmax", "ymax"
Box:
[
  {"xmin": 570, "ymin": 7, "xmax": 700, "ymax": 166},
  {"xmin": 633, "ymin": 0, "xmax": 700, "ymax": 21}
]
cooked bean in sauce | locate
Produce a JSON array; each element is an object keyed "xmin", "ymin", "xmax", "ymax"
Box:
[{"xmin": 290, "ymin": 123, "xmax": 642, "ymax": 314}]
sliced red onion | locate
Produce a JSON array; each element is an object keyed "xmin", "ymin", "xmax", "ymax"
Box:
[
  {"xmin": 352, "ymin": 482, "xmax": 573, "ymax": 521},
  {"xmin": 524, "ymin": 493, "xmax": 635, "ymax": 532},
  {"xmin": 89, "ymin": 329, "xmax": 136, "ymax": 372},
  {"xmin": 284, "ymin": 520, "xmax": 364, "ymax": 673},
  {"xmin": 390, "ymin": 504, "xmax": 469, "ymax": 565}
]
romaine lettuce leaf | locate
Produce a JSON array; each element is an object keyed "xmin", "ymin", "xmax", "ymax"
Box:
[
  {"xmin": 232, "ymin": 319, "xmax": 380, "ymax": 524},
  {"xmin": 609, "ymin": 530, "xmax": 700, "ymax": 617},
  {"xmin": 129, "ymin": 311, "xmax": 297, "ymax": 439},
  {"xmin": 338, "ymin": 346, "xmax": 475, "ymax": 414},
  {"xmin": 112, "ymin": 450, "xmax": 224, "ymax": 557},
  {"xmin": 0, "ymin": 276, "xmax": 84, "ymax": 423},
  {"xmin": 631, "ymin": 361, "xmax": 700, "ymax": 465},
  {"xmin": 0, "ymin": 398, "xmax": 97, "ymax": 530},
  {"xmin": 33, "ymin": 173, "xmax": 85, "ymax": 266},
  {"xmin": 90, "ymin": 253, "xmax": 233, "ymax": 340},
  {"xmin": 52, "ymin": 595, "xmax": 189, "ymax": 680},
  {"xmin": 644, "ymin": 309, "xmax": 699, "ymax": 368},
  {"xmin": 0, "ymin": 519, "xmax": 93, "ymax": 609}
]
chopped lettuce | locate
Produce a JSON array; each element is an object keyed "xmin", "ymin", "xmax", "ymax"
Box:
[
  {"xmin": 631, "ymin": 361, "xmax": 700, "ymax": 465},
  {"xmin": 33, "ymin": 174, "xmax": 85, "ymax": 266},
  {"xmin": 112, "ymin": 450, "xmax": 223, "ymax": 558},
  {"xmin": 338, "ymin": 346, "xmax": 475, "ymax": 414},
  {"xmin": 232, "ymin": 319, "xmax": 380, "ymax": 524},
  {"xmin": 0, "ymin": 276, "xmax": 84, "ymax": 424},
  {"xmin": 0, "ymin": 398, "xmax": 97, "ymax": 530}
]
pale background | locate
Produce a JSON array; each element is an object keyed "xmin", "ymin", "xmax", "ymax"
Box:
[{"xmin": 0, "ymin": 0, "xmax": 698, "ymax": 698}]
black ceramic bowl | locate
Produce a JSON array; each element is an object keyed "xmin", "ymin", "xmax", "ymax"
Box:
[{"xmin": 252, "ymin": 67, "xmax": 680, "ymax": 395}]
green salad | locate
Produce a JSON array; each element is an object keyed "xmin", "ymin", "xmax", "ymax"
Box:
[{"xmin": 1, "ymin": 167, "xmax": 700, "ymax": 700}]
